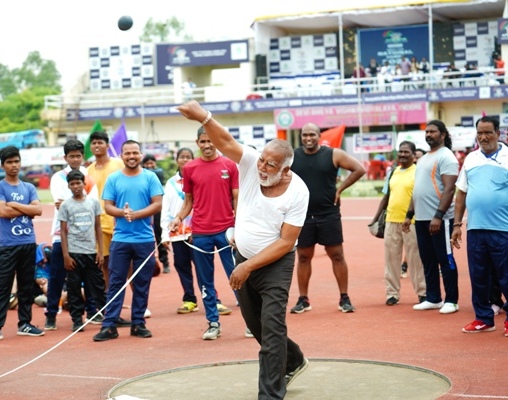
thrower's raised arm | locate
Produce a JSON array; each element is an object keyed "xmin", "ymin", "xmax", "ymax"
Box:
[{"xmin": 177, "ymin": 101, "xmax": 244, "ymax": 164}]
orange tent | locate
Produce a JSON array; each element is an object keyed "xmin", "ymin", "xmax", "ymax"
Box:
[{"xmin": 319, "ymin": 125, "xmax": 346, "ymax": 148}]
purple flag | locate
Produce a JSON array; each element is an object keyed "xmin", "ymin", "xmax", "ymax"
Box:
[{"xmin": 108, "ymin": 122, "xmax": 128, "ymax": 157}]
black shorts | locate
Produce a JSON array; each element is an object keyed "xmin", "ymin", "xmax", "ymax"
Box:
[{"xmin": 297, "ymin": 213, "xmax": 343, "ymax": 248}]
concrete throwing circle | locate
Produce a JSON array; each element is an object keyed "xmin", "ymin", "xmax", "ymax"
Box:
[{"xmin": 108, "ymin": 359, "xmax": 451, "ymax": 400}]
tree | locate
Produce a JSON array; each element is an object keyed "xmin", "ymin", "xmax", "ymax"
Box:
[
  {"xmin": 0, "ymin": 52, "xmax": 61, "ymax": 133},
  {"xmin": 0, "ymin": 87, "xmax": 59, "ymax": 132},
  {"xmin": 139, "ymin": 17, "xmax": 193, "ymax": 43},
  {"xmin": 13, "ymin": 51, "xmax": 61, "ymax": 92}
]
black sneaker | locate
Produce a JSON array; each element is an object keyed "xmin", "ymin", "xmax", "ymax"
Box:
[
  {"xmin": 290, "ymin": 296, "xmax": 312, "ymax": 314},
  {"xmin": 130, "ymin": 324, "xmax": 152, "ymax": 338},
  {"xmin": 285, "ymin": 358, "xmax": 309, "ymax": 387},
  {"xmin": 386, "ymin": 297, "xmax": 399, "ymax": 306},
  {"xmin": 338, "ymin": 297, "xmax": 355, "ymax": 313},
  {"xmin": 93, "ymin": 326, "xmax": 119, "ymax": 342},
  {"xmin": 116, "ymin": 317, "xmax": 132, "ymax": 327},
  {"xmin": 72, "ymin": 321, "xmax": 84, "ymax": 332},
  {"xmin": 17, "ymin": 323, "xmax": 45, "ymax": 336},
  {"xmin": 44, "ymin": 316, "xmax": 57, "ymax": 331},
  {"xmin": 86, "ymin": 313, "xmax": 104, "ymax": 325},
  {"xmin": 401, "ymin": 262, "xmax": 408, "ymax": 278},
  {"xmin": 418, "ymin": 296, "xmax": 427, "ymax": 303}
]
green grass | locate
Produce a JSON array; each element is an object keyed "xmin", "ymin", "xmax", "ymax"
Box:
[{"xmin": 37, "ymin": 189, "xmax": 53, "ymax": 204}]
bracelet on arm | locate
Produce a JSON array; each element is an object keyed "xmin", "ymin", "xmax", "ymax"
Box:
[
  {"xmin": 453, "ymin": 222, "xmax": 463, "ymax": 227},
  {"xmin": 434, "ymin": 209, "xmax": 445, "ymax": 219},
  {"xmin": 201, "ymin": 111, "xmax": 212, "ymax": 126},
  {"xmin": 405, "ymin": 210, "xmax": 415, "ymax": 220}
]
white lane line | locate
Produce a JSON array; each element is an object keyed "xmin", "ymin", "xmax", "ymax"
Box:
[
  {"xmin": 457, "ymin": 395, "xmax": 508, "ymax": 399},
  {"xmin": 39, "ymin": 373, "xmax": 123, "ymax": 380}
]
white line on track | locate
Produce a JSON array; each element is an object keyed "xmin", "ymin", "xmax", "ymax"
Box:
[
  {"xmin": 457, "ymin": 395, "xmax": 508, "ymax": 399},
  {"xmin": 39, "ymin": 373, "xmax": 123, "ymax": 380}
]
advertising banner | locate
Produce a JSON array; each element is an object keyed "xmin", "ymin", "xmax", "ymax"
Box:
[
  {"xmin": 358, "ymin": 25, "xmax": 429, "ymax": 67},
  {"xmin": 274, "ymin": 102, "xmax": 427, "ymax": 129},
  {"xmin": 353, "ymin": 133, "xmax": 394, "ymax": 153},
  {"xmin": 156, "ymin": 40, "xmax": 249, "ymax": 84}
]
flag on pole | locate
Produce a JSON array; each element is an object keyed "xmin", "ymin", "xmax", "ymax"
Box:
[
  {"xmin": 108, "ymin": 122, "xmax": 128, "ymax": 157},
  {"xmin": 84, "ymin": 120, "xmax": 103, "ymax": 161},
  {"xmin": 319, "ymin": 125, "xmax": 346, "ymax": 148}
]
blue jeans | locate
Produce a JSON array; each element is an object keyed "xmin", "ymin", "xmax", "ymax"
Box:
[
  {"xmin": 102, "ymin": 241, "xmax": 155, "ymax": 327},
  {"xmin": 192, "ymin": 231, "xmax": 236, "ymax": 323},
  {"xmin": 467, "ymin": 230, "xmax": 508, "ymax": 326},
  {"xmin": 415, "ymin": 219, "xmax": 459, "ymax": 304}
]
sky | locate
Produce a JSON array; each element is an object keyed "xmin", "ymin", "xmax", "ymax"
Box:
[{"xmin": 0, "ymin": 0, "xmax": 409, "ymax": 91}]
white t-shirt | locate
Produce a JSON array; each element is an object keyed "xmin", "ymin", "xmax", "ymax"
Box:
[{"xmin": 235, "ymin": 145, "xmax": 309, "ymax": 259}]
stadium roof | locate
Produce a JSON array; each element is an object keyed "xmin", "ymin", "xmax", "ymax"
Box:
[{"xmin": 253, "ymin": 0, "xmax": 505, "ymax": 33}]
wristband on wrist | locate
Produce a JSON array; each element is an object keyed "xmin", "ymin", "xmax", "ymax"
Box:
[
  {"xmin": 405, "ymin": 210, "xmax": 415, "ymax": 220},
  {"xmin": 201, "ymin": 111, "xmax": 212, "ymax": 125},
  {"xmin": 434, "ymin": 209, "xmax": 445, "ymax": 219},
  {"xmin": 453, "ymin": 222, "xmax": 463, "ymax": 227}
]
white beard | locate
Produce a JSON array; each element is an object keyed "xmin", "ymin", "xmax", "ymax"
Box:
[{"xmin": 257, "ymin": 169, "xmax": 283, "ymax": 187}]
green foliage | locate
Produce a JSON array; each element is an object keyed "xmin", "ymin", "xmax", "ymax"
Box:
[
  {"xmin": 0, "ymin": 51, "xmax": 61, "ymax": 133},
  {"xmin": 157, "ymin": 155, "xmax": 177, "ymax": 183},
  {"xmin": 0, "ymin": 87, "xmax": 59, "ymax": 132},
  {"xmin": 139, "ymin": 17, "xmax": 192, "ymax": 43}
]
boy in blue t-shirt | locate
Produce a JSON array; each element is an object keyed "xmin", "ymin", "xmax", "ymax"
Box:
[
  {"xmin": 0, "ymin": 146, "xmax": 44, "ymax": 339},
  {"xmin": 59, "ymin": 170, "xmax": 105, "ymax": 332}
]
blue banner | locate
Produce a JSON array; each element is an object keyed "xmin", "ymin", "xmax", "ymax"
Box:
[
  {"xmin": 156, "ymin": 40, "xmax": 249, "ymax": 84},
  {"xmin": 358, "ymin": 25, "xmax": 429, "ymax": 67}
]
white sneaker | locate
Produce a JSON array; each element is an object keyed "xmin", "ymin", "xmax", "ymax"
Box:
[
  {"xmin": 439, "ymin": 302, "xmax": 459, "ymax": 314},
  {"xmin": 203, "ymin": 322, "xmax": 221, "ymax": 340},
  {"xmin": 245, "ymin": 327, "xmax": 254, "ymax": 338},
  {"xmin": 492, "ymin": 304, "xmax": 501, "ymax": 316},
  {"xmin": 413, "ymin": 300, "xmax": 444, "ymax": 311},
  {"xmin": 144, "ymin": 308, "xmax": 152, "ymax": 318}
]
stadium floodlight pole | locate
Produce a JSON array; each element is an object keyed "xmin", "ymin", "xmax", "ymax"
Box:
[
  {"xmin": 355, "ymin": 31, "xmax": 364, "ymax": 151},
  {"xmin": 428, "ymin": 3, "xmax": 434, "ymax": 86},
  {"xmin": 338, "ymin": 13, "xmax": 345, "ymax": 88}
]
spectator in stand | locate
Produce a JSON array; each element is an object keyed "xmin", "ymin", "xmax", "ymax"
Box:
[
  {"xmin": 494, "ymin": 54, "xmax": 505, "ymax": 85},
  {"xmin": 181, "ymin": 77, "xmax": 196, "ymax": 102},
  {"xmin": 399, "ymin": 56, "xmax": 412, "ymax": 82},
  {"xmin": 0, "ymin": 146, "xmax": 44, "ymax": 339},
  {"xmin": 352, "ymin": 64, "xmax": 367, "ymax": 92},
  {"xmin": 366, "ymin": 58, "xmax": 380, "ymax": 90},
  {"xmin": 445, "ymin": 64, "xmax": 462, "ymax": 87},
  {"xmin": 418, "ymin": 57, "xmax": 430, "ymax": 74},
  {"xmin": 410, "ymin": 57, "xmax": 419, "ymax": 74},
  {"xmin": 379, "ymin": 61, "xmax": 394, "ymax": 92}
]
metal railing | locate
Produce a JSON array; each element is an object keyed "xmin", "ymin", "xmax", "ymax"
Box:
[{"xmin": 43, "ymin": 67, "xmax": 506, "ymax": 113}]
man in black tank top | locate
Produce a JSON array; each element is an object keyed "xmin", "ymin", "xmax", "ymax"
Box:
[{"xmin": 290, "ymin": 123, "xmax": 366, "ymax": 313}]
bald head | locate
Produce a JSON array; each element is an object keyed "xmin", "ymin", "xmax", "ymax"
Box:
[
  {"xmin": 302, "ymin": 123, "xmax": 320, "ymax": 135},
  {"xmin": 301, "ymin": 123, "xmax": 321, "ymax": 153}
]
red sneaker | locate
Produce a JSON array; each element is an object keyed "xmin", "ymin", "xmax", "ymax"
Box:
[
  {"xmin": 462, "ymin": 320, "xmax": 495, "ymax": 333},
  {"xmin": 504, "ymin": 320, "xmax": 508, "ymax": 337}
]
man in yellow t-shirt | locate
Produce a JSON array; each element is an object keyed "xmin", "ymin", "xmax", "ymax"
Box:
[
  {"xmin": 86, "ymin": 131, "xmax": 124, "ymax": 287},
  {"xmin": 370, "ymin": 141, "xmax": 426, "ymax": 306}
]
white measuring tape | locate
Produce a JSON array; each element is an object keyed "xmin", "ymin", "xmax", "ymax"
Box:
[{"xmin": 0, "ymin": 246, "xmax": 158, "ymax": 379}]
